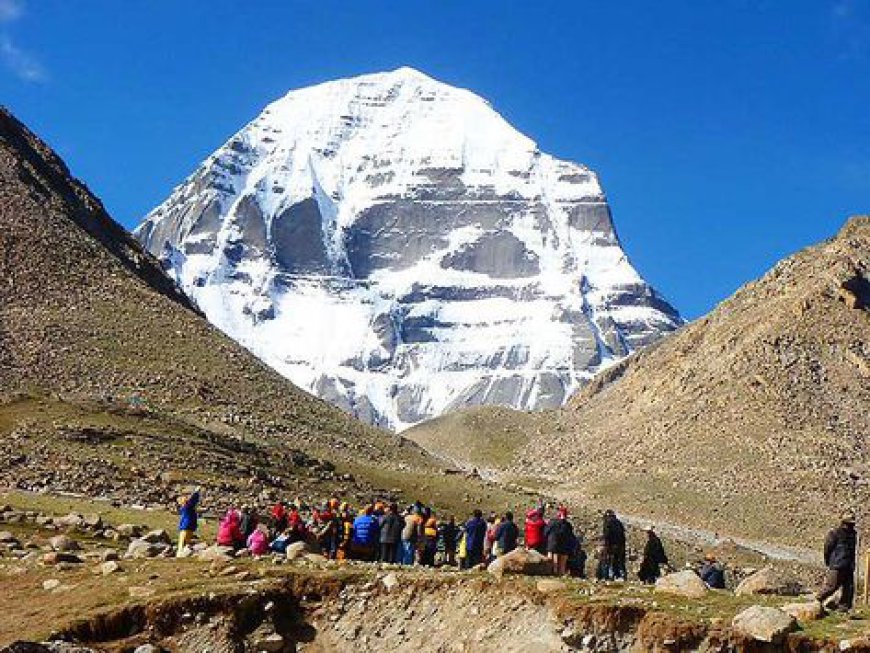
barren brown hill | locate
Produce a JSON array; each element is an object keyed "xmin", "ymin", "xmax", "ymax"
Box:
[
  {"xmin": 0, "ymin": 106, "xmax": 518, "ymax": 514},
  {"xmin": 512, "ymin": 217, "xmax": 870, "ymax": 548}
]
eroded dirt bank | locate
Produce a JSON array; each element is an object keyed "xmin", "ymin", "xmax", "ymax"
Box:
[{"xmin": 10, "ymin": 573, "xmax": 867, "ymax": 653}]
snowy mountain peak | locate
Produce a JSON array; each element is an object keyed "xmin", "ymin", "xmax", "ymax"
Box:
[{"xmin": 135, "ymin": 68, "xmax": 682, "ymax": 430}]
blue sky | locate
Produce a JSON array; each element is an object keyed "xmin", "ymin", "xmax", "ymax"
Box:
[{"xmin": 1, "ymin": 1, "xmax": 868, "ymax": 318}]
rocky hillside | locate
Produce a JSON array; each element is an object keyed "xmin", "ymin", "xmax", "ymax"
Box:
[
  {"xmin": 516, "ymin": 217, "xmax": 870, "ymax": 548},
  {"xmin": 135, "ymin": 67, "xmax": 681, "ymax": 430},
  {"xmin": 0, "ymin": 106, "xmax": 517, "ymax": 514}
]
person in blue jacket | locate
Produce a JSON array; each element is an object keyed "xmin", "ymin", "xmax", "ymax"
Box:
[
  {"xmin": 352, "ymin": 505, "xmax": 380, "ymax": 561},
  {"xmin": 464, "ymin": 509, "xmax": 487, "ymax": 569},
  {"xmin": 177, "ymin": 487, "xmax": 201, "ymax": 556}
]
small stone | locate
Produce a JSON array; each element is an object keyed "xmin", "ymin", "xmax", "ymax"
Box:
[
  {"xmin": 100, "ymin": 560, "xmax": 122, "ymax": 575},
  {"xmin": 43, "ymin": 551, "xmax": 83, "ymax": 565},
  {"xmin": 49, "ymin": 535, "xmax": 81, "ymax": 552},
  {"xmin": 134, "ymin": 645, "xmax": 162, "ymax": 653},
  {"xmin": 781, "ymin": 600, "xmax": 824, "ymax": 624},
  {"xmin": 141, "ymin": 529, "xmax": 171, "ymax": 545},
  {"xmin": 381, "ymin": 572, "xmax": 399, "ymax": 592},
  {"xmin": 43, "ymin": 578, "xmax": 61, "ymax": 591},
  {"xmin": 254, "ymin": 633, "xmax": 285, "ymax": 652},
  {"xmin": 536, "ymin": 579, "xmax": 567, "ymax": 593}
]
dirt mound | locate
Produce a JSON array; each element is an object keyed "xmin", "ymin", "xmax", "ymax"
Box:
[{"xmin": 516, "ymin": 216, "xmax": 870, "ymax": 548}]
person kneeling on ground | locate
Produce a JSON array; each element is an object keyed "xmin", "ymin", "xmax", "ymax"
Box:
[
  {"xmin": 217, "ymin": 508, "xmax": 244, "ymax": 550},
  {"xmin": 817, "ymin": 511, "xmax": 858, "ymax": 612},
  {"xmin": 700, "ymin": 553, "xmax": 726, "ymax": 589},
  {"xmin": 247, "ymin": 524, "xmax": 269, "ymax": 556}
]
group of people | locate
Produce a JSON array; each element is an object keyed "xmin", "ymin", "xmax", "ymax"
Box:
[
  {"xmin": 176, "ymin": 489, "xmax": 661, "ymax": 579},
  {"xmin": 176, "ymin": 490, "xmax": 862, "ymax": 612}
]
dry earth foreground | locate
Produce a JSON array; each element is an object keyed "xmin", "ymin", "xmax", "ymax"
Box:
[
  {"xmin": 411, "ymin": 217, "xmax": 870, "ymax": 552},
  {"xmin": 1, "ymin": 496, "xmax": 869, "ymax": 652}
]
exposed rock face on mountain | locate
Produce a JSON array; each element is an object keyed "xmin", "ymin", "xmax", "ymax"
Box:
[
  {"xmin": 515, "ymin": 217, "xmax": 870, "ymax": 548},
  {"xmin": 135, "ymin": 67, "xmax": 681, "ymax": 430},
  {"xmin": 0, "ymin": 105, "xmax": 490, "ymax": 511}
]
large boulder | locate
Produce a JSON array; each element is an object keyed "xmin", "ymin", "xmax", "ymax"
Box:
[
  {"xmin": 655, "ymin": 570, "xmax": 709, "ymax": 599},
  {"xmin": 732, "ymin": 605, "xmax": 797, "ymax": 643},
  {"xmin": 735, "ymin": 566, "xmax": 803, "ymax": 597},
  {"xmin": 487, "ymin": 547, "xmax": 552, "ymax": 578}
]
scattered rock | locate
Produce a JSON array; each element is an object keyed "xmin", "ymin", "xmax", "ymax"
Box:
[
  {"xmin": 655, "ymin": 570, "xmax": 709, "ymax": 599},
  {"xmin": 133, "ymin": 645, "xmax": 162, "ymax": 653},
  {"xmin": 536, "ymin": 579, "xmax": 567, "ymax": 593},
  {"xmin": 126, "ymin": 539, "xmax": 169, "ymax": 559},
  {"xmin": 100, "ymin": 560, "xmax": 122, "ymax": 575},
  {"xmin": 0, "ymin": 531, "xmax": 17, "ymax": 543},
  {"xmin": 115, "ymin": 524, "xmax": 143, "ymax": 539},
  {"xmin": 49, "ymin": 535, "xmax": 81, "ymax": 552},
  {"xmin": 732, "ymin": 605, "xmax": 797, "ymax": 643},
  {"xmin": 197, "ymin": 545, "xmax": 235, "ymax": 562},
  {"xmin": 141, "ymin": 529, "xmax": 171, "ymax": 545},
  {"xmin": 253, "ymin": 633, "xmax": 285, "ymax": 653},
  {"xmin": 487, "ymin": 548, "xmax": 552, "ymax": 578},
  {"xmin": 381, "ymin": 572, "xmax": 399, "ymax": 593},
  {"xmin": 285, "ymin": 541, "xmax": 309, "ymax": 560},
  {"xmin": 735, "ymin": 566, "xmax": 803, "ymax": 597},
  {"xmin": 42, "ymin": 579, "xmax": 61, "ymax": 591},
  {"xmin": 42, "ymin": 551, "xmax": 83, "ymax": 565},
  {"xmin": 781, "ymin": 600, "xmax": 824, "ymax": 624}
]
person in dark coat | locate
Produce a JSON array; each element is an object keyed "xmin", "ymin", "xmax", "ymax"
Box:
[
  {"xmin": 817, "ymin": 512, "xmax": 858, "ymax": 610},
  {"xmin": 700, "ymin": 554, "xmax": 726, "ymax": 589},
  {"xmin": 438, "ymin": 516, "xmax": 458, "ymax": 566},
  {"xmin": 464, "ymin": 509, "xmax": 487, "ymax": 569},
  {"xmin": 602, "ymin": 509, "xmax": 627, "ymax": 580},
  {"xmin": 494, "ymin": 511, "xmax": 519, "ymax": 556},
  {"xmin": 378, "ymin": 503, "xmax": 402, "ymax": 563},
  {"xmin": 545, "ymin": 508, "xmax": 574, "ymax": 575},
  {"xmin": 638, "ymin": 527, "xmax": 669, "ymax": 584}
]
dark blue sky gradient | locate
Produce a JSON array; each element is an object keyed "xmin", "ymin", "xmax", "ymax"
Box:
[{"xmin": 2, "ymin": 1, "xmax": 869, "ymax": 317}]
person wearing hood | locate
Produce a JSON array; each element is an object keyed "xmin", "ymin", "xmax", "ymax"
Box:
[
  {"xmin": 378, "ymin": 503, "xmax": 402, "ymax": 563},
  {"xmin": 217, "ymin": 508, "xmax": 244, "ymax": 549},
  {"xmin": 351, "ymin": 505, "xmax": 379, "ymax": 561},
  {"xmin": 817, "ymin": 511, "xmax": 858, "ymax": 611},
  {"xmin": 177, "ymin": 487, "xmax": 201, "ymax": 556},
  {"xmin": 602, "ymin": 509, "xmax": 627, "ymax": 580},
  {"xmin": 524, "ymin": 507, "xmax": 546, "ymax": 555},
  {"xmin": 247, "ymin": 524, "xmax": 269, "ymax": 556},
  {"xmin": 544, "ymin": 508, "xmax": 574, "ymax": 576}
]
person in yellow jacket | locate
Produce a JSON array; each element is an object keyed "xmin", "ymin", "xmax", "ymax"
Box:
[{"xmin": 422, "ymin": 509, "xmax": 438, "ymax": 566}]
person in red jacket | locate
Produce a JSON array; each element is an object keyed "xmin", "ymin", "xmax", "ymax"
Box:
[{"xmin": 524, "ymin": 507, "xmax": 546, "ymax": 555}]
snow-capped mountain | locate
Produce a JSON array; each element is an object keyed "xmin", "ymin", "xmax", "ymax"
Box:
[{"xmin": 135, "ymin": 67, "xmax": 681, "ymax": 430}]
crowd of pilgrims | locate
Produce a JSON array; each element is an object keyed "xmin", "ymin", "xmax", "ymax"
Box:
[{"xmin": 176, "ymin": 490, "xmax": 718, "ymax": 584}]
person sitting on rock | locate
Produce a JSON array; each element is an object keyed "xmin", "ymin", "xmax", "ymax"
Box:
[
  {"xmin": 700, "ymin": 553, "xmax": 726, "ymax": 589},
  {"xmin": 247, "ymin": 524, "xmax": 269, "ymax": 556},
  {"xmin": 464, "ymin": 509, "xmax": 488, "ymax": 569},
  {"xmin": 495, "ymin": 511, "xmax": 519, "ymax": 556},
  {"xmin": 638, "ymin": 526, "xmax": 669, "ymax": 584},
  {"xmin": 524, "ymin": 507, "xmax": 546, "ymax": 555},
  {"xmin": 176, "ymin": 487, "xmax": 200, "ymax": 556},
  {"xmin": 817, "ymin": 511, "xmax": 858, "ymax": 612},
  {"xmin": 216, "ymin": 508, "xmax": 244, "ymax": 550}
]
